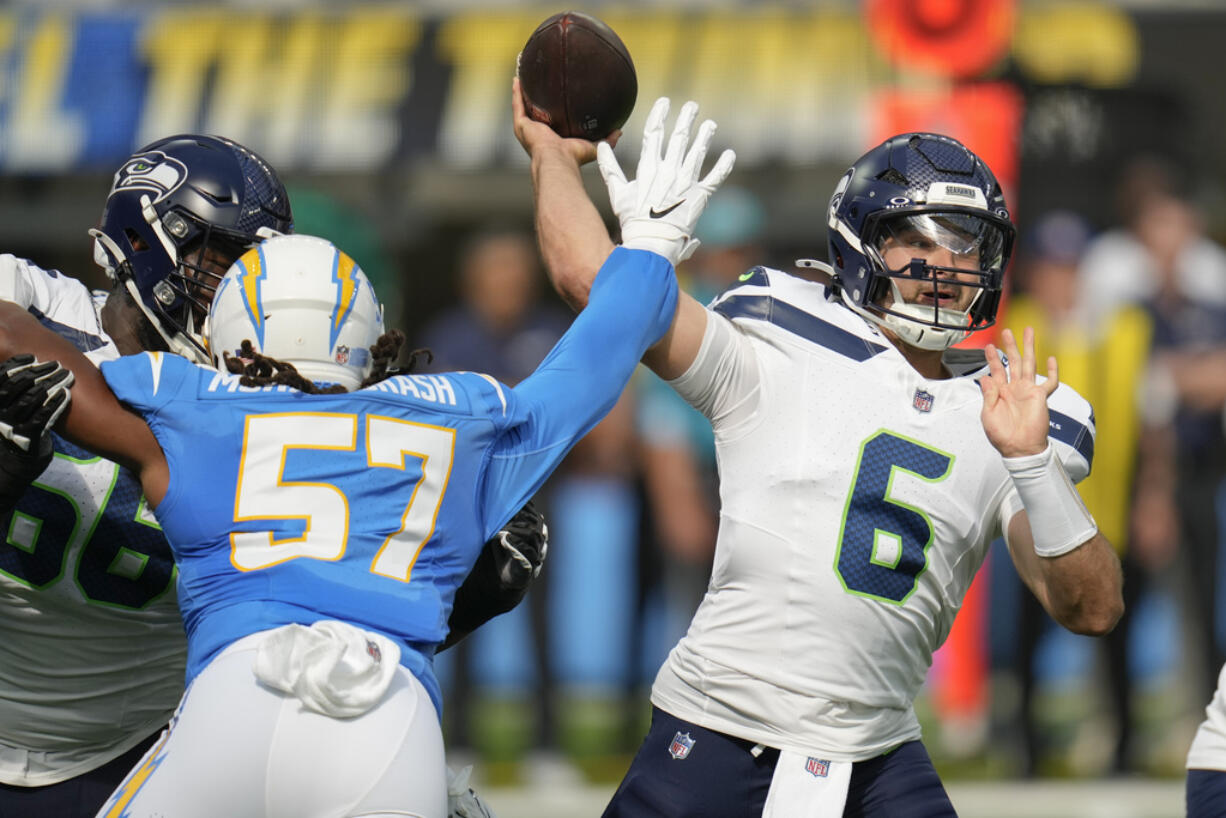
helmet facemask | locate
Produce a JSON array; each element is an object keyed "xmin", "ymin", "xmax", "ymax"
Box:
[
  {"xmin": 89, "ymin": 135, "xmax": 293, "ymax": 364},
  {"xmin": 859, "ymin": 209, "xmax": 1010, "ymax": 350},
  {"xmin": 93, "ymin": 203, "xmax": 267, "ymax": 363}
]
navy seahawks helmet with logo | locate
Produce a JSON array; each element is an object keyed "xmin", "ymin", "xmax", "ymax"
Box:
[
  {"xmin": 90, "ymin": 134, "xmax": 293, "ymax": 362},
  {"xmin": 824, "ymin": 132, "xmax": 1015, "ymax": 351}
]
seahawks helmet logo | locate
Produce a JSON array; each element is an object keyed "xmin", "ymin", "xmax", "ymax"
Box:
[
  {"xmin": 829, "ymin": 169, "xmax": 853, "ymax": 220},
  {"xmin": 110, "ymin": 151, "xmax": 188, "ymax": 203}
]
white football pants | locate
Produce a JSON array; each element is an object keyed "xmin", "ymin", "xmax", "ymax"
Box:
[{"xmin": 95, "ymin": 627, "xmax": 446, "ymax": 818}]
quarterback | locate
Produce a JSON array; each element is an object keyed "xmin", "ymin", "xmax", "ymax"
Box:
[{"xmin": 513, "ymin": 87, "xmax": 1124, "ymax": 817}]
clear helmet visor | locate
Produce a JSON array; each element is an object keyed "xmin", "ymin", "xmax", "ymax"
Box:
[{"xmin": 873, "ymin": 211, "xmax": 1008, "ymax": 274}]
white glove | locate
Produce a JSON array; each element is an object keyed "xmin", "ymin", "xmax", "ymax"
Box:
[
  {"xmin": 597, "ymin": 97, "xmax": 736, "ymax": 266},
  {"xmin": 447, "ymin": 765, "xmax": 497, "ymax": 818}
]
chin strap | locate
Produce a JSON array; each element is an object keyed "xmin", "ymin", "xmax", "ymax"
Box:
[
  {"xmin": 120, "ymin": 278, "xmax": 210, "ymax": 364},
  {"xmin": 881, "ymin": 279, "xmax": 973, "ymax": 351}
]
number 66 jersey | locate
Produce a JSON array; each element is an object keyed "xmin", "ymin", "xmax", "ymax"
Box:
[
  {"xmin": 0, "ymin": 255, "xmax": 184, "ymax": 787},
  {"xmin": 650, "ymin": 268, "xmax": 1094, "ymax": 761}
]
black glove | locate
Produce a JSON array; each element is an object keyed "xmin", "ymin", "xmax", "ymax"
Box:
[
  {"xmin": 0, "ymin": 355, "xmax": 73, "ymax": 509},
  {"xmin": 440, "ymin": 499, "xmax": 549, "ymax": 651}
]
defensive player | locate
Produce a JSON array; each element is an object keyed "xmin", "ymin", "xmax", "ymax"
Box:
[
  {"xmin": 0, "ymin": 134, "xmax": 542, "ymax": 817},
  {"xmin": 512, "ymin": 86, "xmax": 1124, "ymax": 817},
  {"xmin": 0, "ymin": 93, "xmax": 729, "ymax": 815},
  {"xmin": 1187, "ymin": 663, "xmax": 1226, "ymax": 816}
]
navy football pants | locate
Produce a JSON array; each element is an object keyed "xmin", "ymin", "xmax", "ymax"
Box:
[
  {"xmin": 1189, "ymin": 769, "xmax": 1226, "ymax": 818},
  {"xmin": 603, "ymin": 706, "xmax": 957, "ymax": 817}
]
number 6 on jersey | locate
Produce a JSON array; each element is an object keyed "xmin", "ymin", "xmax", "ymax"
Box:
[{"xmin": 834, "ymin": 431, "xmax": 953, "ymax": 603}]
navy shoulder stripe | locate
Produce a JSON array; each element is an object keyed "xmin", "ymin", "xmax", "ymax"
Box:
[
  {"xmin": 28, "ymin": 305, "xmax": 109, "ymax": 353},
  {"xmin": 713, "ymin": 294, "xmax": 887, "ymax": 361},
  {"xmin": 1048, "ymin": 409, "xmax": 1094, "ymax": 469}
]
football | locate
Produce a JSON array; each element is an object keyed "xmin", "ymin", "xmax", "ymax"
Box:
[{"xmin": 517, "ymin": 11, "xmax": 637, "ymax": 141}]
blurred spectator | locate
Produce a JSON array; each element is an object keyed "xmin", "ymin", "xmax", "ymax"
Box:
[
  {"xmin": 630, "ymin": 187, "xmax": 767, "ymax": 707},
  {"xmin": 1000, "ymin": 210, "xmax": 1154, "ymax": 774},
  {"xmin": 417, "ymin": 228, "xmax": 571, "ymax": 777},
  {"xmin": 1078, "ymin": 157, "xmax": 1226, "ymax": 333},
  {"xmin": 420, "ymin": 227, "xmax": 644, "ymax": 783},
  {"xmin": 420, "ymin": 228, "xmax": 567, "ymax": 378},
  {"xmin": 1082, "ymin": 160, "xmax": 1226, "ymax": 711}
]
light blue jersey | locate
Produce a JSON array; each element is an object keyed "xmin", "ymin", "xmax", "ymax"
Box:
[{"xmin": 100, "ymin": 248, "xmax": 676, "ymax": 714}]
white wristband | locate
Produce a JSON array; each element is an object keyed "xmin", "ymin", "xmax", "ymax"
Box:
[{"xmin": 1003, "ymin": 443, "xmax": 1098, "ymax": 558}]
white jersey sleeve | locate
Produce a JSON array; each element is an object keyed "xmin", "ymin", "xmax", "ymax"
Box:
[
  {"xmin": 669, "ymin": 303, "xmax": 761, "ymax": 433},
  {"xmin": 0, "ymin": 254, "xmax": 118, "ymax": 364}
]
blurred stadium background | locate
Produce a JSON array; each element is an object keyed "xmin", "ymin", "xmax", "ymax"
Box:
[{"xmin": 3, "ymin": 1, "xmax": 1224, "ymax": 815}]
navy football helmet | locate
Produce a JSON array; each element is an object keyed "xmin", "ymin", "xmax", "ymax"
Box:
[
  {"xmin": 90, "ymin": 135, "xmax": 293, "ymax": 362},
  {"xmin": 823, "ymin": 133, "xmax": 1015, "ymax": 350}
]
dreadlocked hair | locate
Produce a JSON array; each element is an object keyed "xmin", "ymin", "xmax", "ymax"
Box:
[
  {"xmin": 221, "ymin": 331, "xmax": 432, "ymax": 394},
  {"xmin": 360, "ymin": 329, "xmax": 406, "ymax": 388},
  {"xmin": 223, "ymin": 340, "xmax": 346, "ymax": 394}
]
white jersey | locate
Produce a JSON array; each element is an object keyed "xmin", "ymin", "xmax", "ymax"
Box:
[
  {"xmin": 1188, "ymin": 663, "xmax": 1226, "ymax": 770},
  {"xmin": 0, "ymin": 255, "xmax": 185, "ymax": 785},
  {"xmin": 650, "ymin": 268, "xmax": 1095, "ymax": 761}
]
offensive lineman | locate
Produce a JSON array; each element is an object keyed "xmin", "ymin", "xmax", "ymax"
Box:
[
  {"xmin": 0, "ymin": 135, "xmax": 293, "ymax": 815},
  {"xmin": 512, "ymin": 87, "xmax": 1124, "ymax": 817}
]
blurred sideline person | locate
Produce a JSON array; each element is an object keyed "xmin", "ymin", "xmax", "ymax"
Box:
[
  {"xmin": 626, "ymin": 187, "xmax": 767, "ymax": 741},
  {"xmin": 635, "ymin": 187, "xmax": 767, "ymax": 633},
  {"xmin": 0, "ymin": 136, "xmax": 542, "ymax": 817},
  {"xmin": 1001, "ymin": 211, "xmax": 1153, "ymax": 774},
  {"xmin": 1085, "ymin": 162, "xmax": 1226, "ymax": 704},
  {"xmin": 419, "ymin": 228, "xmax": 571, "ymax": 775},
  {"xmin": 513, "ymin": 86, "xmax": 1123, "ymax": 816},
  {"xmin": 0, "ymin": 87, "xmax": 729, "ymax": 812}
]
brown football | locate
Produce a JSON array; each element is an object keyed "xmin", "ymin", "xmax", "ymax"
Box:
[{"xmin": 517, "ymin": 11, "xmax": 637, "ymax": 140}]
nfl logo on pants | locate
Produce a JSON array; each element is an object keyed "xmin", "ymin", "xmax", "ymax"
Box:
[
  {"xmin": 669, "ymin": 731, "xmax": 695, "ymax": 760},
  {"xmin": 806, "ymin": 757, "xmax": 830, "ymax": 777}
]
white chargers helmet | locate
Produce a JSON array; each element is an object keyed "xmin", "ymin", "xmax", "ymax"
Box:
[{"xmin": 207, "ymin": 234, "xmax": 385, "ymax": 391}]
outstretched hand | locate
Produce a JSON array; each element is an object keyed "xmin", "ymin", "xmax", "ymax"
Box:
[
  {"xmin": 596, "ymin": 96, "xmax": 736, "ymax": 266},
  {"xmin": 511, "ymin": 76, "xmax": 617, "ymax": 165},
  {"xmin": 979, "ymin": 328, "xmax": 1057, "ymax": 459}
]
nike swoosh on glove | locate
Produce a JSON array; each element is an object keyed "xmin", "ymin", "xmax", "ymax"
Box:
[{"xmin": 598, "ymin": 96, "xmax": 736, "ymax": 267}]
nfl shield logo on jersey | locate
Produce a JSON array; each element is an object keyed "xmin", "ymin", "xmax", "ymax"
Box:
[
  {"xmin": 805, "ymin": 757, "xmax": 830, "ymax": 777},
  {"xmin": 669, "ymin": 731, "xmax": 695, "ymax": 760},
  {"xmin": 912, "ymin": 388, "xmax": 934, "ymax": 413}
]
